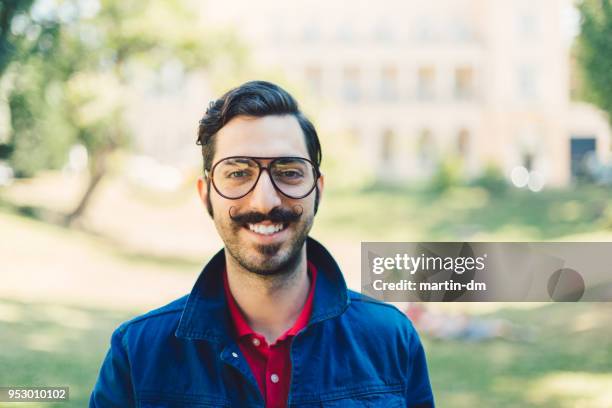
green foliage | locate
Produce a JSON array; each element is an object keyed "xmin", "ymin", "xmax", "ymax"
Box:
[
  {"xmin": 470, "ymin": 162, "xmax": 508, "ymax": 195},
  {"xmin": 429, "ymin": 160, "xmax": 508, "ymax": 196},
  {"xmin": 5, "ymin": 34, "xmax": 76, "ymax": 175},
  {"xmin": 576, "ymin": 0, "xmax": 612, "ymax": 120},
  {"xmin": 0, "ymin": 0, "xmax": 37, "ymax": 76},
  {"xmin": 429, "ymin": 157, "xmax": 463, "ymax": 193}
]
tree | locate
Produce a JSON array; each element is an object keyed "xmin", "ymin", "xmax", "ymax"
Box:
[
  {"xmin": 1, "ymin": 0, "xmax": 244, "ymax": 225},
  {"xmin": 0, "ymin": 0, "xmax": 36, "ymax": 76},
  {"xmin": 576, "ymin": 0, "xmax": 612, "ymax": 121},
  {"xmin": 0, "ymin": 0, "xmax": 62, "ymax": 162}
]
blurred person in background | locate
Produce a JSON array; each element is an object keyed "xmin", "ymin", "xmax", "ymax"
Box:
[{"xmin": 90, "ymin": 80, "xmax": 434, "ymax": 407}]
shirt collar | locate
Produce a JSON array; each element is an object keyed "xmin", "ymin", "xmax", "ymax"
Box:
[
  {"xmin": 222, "ymin": 261, "xmax": 318, "ymax": 341},
  {"xmin": 175, "ymin": 237, "xmax": 349, "ymax": 343}
]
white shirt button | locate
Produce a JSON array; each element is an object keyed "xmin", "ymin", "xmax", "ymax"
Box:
[
  {"xmin": 270, "ymin": 374, "xmax": 280, "ymax": 383},
  {"xmin": 231, "ymin": 352, "xmax": 238, "ymax": 358},
  {"xmin": 252, "ymin": 338, "xmax": 261, "ymax": 347}
]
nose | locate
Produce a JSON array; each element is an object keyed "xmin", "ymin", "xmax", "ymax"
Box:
[{"xmin": 248, "ymin": 169, "xmax": 282, "ymax": 213}]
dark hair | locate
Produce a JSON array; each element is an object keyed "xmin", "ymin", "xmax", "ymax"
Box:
[
  {"xmin": 196, "ymin": 80, "xmax": 322, "ymax": 172},
  {"xmin": 196, "ymin": 81, "xmax": 322, "ymax": 216}
]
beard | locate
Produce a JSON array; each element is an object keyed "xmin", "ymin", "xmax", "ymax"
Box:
[{"xmin": 218, "ymin": 206, "xmax": 313, "ymax": 276}]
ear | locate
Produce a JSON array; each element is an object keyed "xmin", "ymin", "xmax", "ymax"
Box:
[
  {"xmin": 197, "ymin": 176, "xmax": 214, "ymax": 217},
  {"xmin": 316, "ymin": 172, "xmax": 325, "ymax": 203},
  {"xmin": 197, "ymin": 176, "xmax": 208, "ymax": 205},
  {"xmin": 314, "ymin": 172, "xmax": 324, "ymax": 215}
]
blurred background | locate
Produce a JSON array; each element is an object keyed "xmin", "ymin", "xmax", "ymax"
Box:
[{"xmin": 1, "ymin": 0, "xmax": 611, "ymax": 406}]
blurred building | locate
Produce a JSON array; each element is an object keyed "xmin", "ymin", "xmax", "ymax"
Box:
[{"xmin": 192, "ymin": 0, "xmax": 612, "ymax": 187}]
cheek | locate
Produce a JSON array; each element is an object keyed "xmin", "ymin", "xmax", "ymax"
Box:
[
  {"xmin": 210, "ymin": 189, "xmax": 230, "ymax": 212},
  {"xmin": 209, "ymin": 194, "xmax": 232, "ymax": 224},
  {"xmin": 289, "ymin": 196, "xmax": 316, "ymax": 218}
]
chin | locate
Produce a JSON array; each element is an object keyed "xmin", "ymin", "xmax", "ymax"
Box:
[
  {"xmin": 254, "ymin": 242, "xmax": 284, "ymax": 257},
  {"xmin": 238, "ymin": 244, "xmax": 302, "ymax": 276},
  {"xmin": 240, "ymin": 258, "xmax": 291, "ymax": 276}
]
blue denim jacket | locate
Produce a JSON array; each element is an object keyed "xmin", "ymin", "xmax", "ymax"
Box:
[{"xmin": 90, "ymin": 238, "xmax": 434, "ymax": 407}]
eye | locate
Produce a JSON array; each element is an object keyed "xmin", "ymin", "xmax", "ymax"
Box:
[
  {"xmin": 278, "ymin": 170, "xmax": 303, "ymax": 178},
  {"xmin": 228, "ymin": 170, "xmax": 249, "ymax": 178}
]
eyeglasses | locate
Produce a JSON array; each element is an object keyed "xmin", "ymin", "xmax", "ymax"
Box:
[{"xmin": 208, "ymin": 156, "xmax": 320, "ymax": 200}]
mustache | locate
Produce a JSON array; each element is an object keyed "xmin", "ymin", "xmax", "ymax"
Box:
[{"xmin": 229, "ymin": 206, "xmax": 303, "ymax": 225}]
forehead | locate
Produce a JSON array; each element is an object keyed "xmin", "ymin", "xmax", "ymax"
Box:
[{"xmin": 213, "ymin": 115, "xmax": 308, "ymax": 161}]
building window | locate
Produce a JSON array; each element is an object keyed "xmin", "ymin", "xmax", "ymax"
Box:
[
  {"xmin": 269, "ymin": 22, "xmax": 285, "ymax": 45},
  {"xmin": 302, "ymin": 22, "xmax": 320, "ymax": 43},
  {"xmin": 570, "ymin": 137, "xmax": 597, "ymax": 182},
  {"xmin": 517, "ymin": 12, "xmax": 539, "ymax": 40},
  {"xmin": 342, "ymin": 67, "xmax": 361, "ymax": 103},
  {"xmin": 336, "ymin": 23, "xmax": 354, "ymax": 43},
  {"xmin": 418, "ymin": 129, "xmax": 436, "ymax": 163},
  {"xmin": 454, "ymin": 67, "xmax": 474, "ymax": 100},
  {"xmin": 457, "ymin": 129, "xmax": 470, "ymax": 157},
  {"xmin": 417, "ymin": 67, "xmax": 436, "ymax": 101},
  {"xmin": 381, "ymin": 130, "xmax": 396, "ymax": 163},
  {"xmin": 380, "ymin": 66, "xmax": 398, "ymax": 102},
  {"xmin": 415, "ymin": 17, "xmax": 436, "ymax": 42},
  {"xmin": 305, "ymin": 66, "xmax": 322, "ymax": 96},
  {"xmin": 517, "ymin": 65, "xmax": 538, "ymax": 100},
  {"xmin": 450, "ymin": 18, "xmax": 472, "ymax": 42},
  {"xmin": 374, "ymin": 19, "xmax": 394, "ymax": 43}
]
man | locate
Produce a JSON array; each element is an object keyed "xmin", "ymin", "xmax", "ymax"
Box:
[{"xmin": 90, "ymin": 81, "xmax": 434, "ymax": 407}]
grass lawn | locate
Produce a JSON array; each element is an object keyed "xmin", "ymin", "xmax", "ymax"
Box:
[
  {"xmin": 314, "ymin": 184, "xmax": 612, "ymax": 241},
  {"xmin": 425, "ymin": 302, "xmax": 612, "ymax": 407},
  {"xmin": 0, "ymin": 299, "xmax": 132, "ymax": 408}
]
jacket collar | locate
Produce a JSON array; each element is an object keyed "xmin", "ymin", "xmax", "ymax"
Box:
[{"xmin": 175, "ymin": 237, "xmax": 349, "ymax": 343}]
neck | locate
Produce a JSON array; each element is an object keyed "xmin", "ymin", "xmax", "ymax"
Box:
[{"xmin": 225, "ymin": 247, "xmax": 310, "ymax": 343}]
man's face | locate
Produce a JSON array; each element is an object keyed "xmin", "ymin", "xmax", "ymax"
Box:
[{"xmin": 197, "ymin": 115, "xmax": 324, "ymax": 276}]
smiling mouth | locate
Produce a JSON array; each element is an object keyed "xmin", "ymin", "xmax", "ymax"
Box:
[{"xmin": 246, "ymin": 222, "xmax": 287, "ymax": 236}]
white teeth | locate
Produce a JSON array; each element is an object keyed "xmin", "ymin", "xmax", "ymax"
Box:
[{"xmin": 247, "ymin": 223, "xmax": 284, "ymax": 235}]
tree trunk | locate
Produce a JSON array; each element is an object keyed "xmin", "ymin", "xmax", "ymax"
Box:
[{"xmin": 64, "ymin": 148, "xmax": 111, "ymax": 227}]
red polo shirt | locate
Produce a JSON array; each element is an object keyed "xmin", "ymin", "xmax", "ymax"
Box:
[{"xmin": 223, "ymin": 262, "xmax": 317, "ymax": 408}]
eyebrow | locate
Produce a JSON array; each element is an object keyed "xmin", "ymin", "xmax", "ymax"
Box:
[
  {"xmin": 274, "ymin": 158, "xmax": 305, "ymax": 164},
  {"xmin": 224, "ymin": 158, "xmax": 255, "ymax": 165}
]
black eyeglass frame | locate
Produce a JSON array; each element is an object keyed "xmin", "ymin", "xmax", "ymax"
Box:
[{"xmin": 207, "ymin": 156, "xmax": 321, "ymax": 200}]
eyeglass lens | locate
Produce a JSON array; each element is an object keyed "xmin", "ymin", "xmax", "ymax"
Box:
[{"xmin": 212, "ymin": 157, "xmax": 316, "ymax": 199}]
